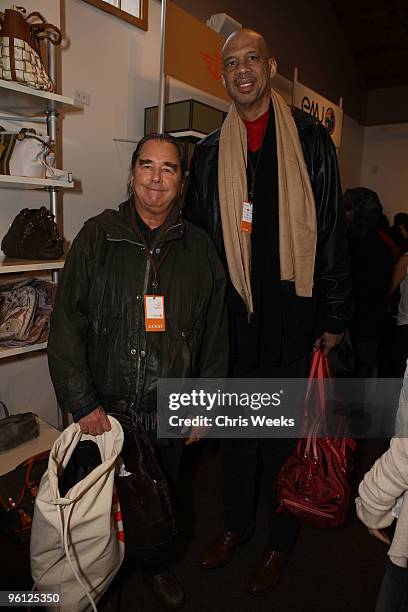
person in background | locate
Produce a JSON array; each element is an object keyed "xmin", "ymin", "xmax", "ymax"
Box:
[
  {"xmin": 390, "ymin": 212, "xmax": 408, "ymax": 257},
  {"xmin": 378, "ymin": 213, "xmax": 400, "ymax": 262},
  {"xmin": 184, "ymin": 27, "xmax": 351, "ymax": 595},
  {"xmin": 344, "ymin": 188, "xmax": 393, "ymax": 378},
  {"xmin": 47, "ymin": 133, "xmax": 228, "ymax": 610},
  {"xmin": 356, "ymin": 360, "xmax": 408, "ymax": 612},
  {"xmin": 389, "ymin": 252, "xmax": 408, "ymax": 377}
]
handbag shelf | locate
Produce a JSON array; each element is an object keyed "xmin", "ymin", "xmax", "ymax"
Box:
[
  {"xmin": 0, "ymin": 342, "xmax": 47, "ymax": 360},
  {"xmin": 0, "ymin": 175, "xmax": 73, "ymax": 189},
  {"xmin": 0, "ymin": 255, "xmax": 64, "ymax": 273},
  {"xmin": 0, "ymin": 39, "xmax": 86, "ymax": 430},
  {"xmin": 0, "ymin": 79, "xmax": 80, "ymax": 117}
]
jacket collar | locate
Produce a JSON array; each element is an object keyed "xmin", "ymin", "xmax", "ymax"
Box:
[{"xmin": 96, "ymin": 198, "xmax": 185, "ymax": 245}]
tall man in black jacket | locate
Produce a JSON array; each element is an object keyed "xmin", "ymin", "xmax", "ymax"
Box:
[{"xmin": 184, "ymin": 28, "xmax": 351, "ymax": 596}]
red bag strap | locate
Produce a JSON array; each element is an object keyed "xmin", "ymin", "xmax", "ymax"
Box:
[{"xmin": 302, "ymin": 349, "xmax": 333, "ymax": 438}]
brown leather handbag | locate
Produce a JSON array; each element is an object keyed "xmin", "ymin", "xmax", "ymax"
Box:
[
  {"xmin": 0, "ymin": 450, "xmax": 49, "ymax": 543},
  {"xmin": 0, "ymin": 6, "xmax": 61, "ymax": 92},
  {"xmin": 111, "ymin": 413, "xmax": 177, "ymax": 563}
]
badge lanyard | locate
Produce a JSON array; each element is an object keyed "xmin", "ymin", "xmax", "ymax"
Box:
[
  {"xmin": 241, "ymin": 143, "xmax": 264, "ymax": 234},
  {"xmin": 132, "ymin": 221, "xmax": 173, "ymax": 332}
]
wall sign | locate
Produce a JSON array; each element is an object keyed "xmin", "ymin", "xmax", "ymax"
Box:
[
  {"xmin": 293, "ymin": 80, "xmax": 343, "ymax": 148},
  {"xmin": 82, "ymin": 0, "xmax": 148, "ymax": 31},
  {"xmin": 164, "ymin": 3, "xmax": 230, "ymax": 103}
]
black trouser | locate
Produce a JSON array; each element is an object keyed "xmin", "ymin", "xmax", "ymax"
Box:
[
  {"xmin": 222, "ymin": 355, "xmax": 307, "ymax": 552},
  {"xmin": 222, "ymin": 436, "xmax": 299, "ymax": 550},
  {"xmin": 155, "ymin": 438, "xmax": 185, "ymax": 486},
  {"xmin": 141, "ymin": 438, "xmax": 185, "ymax": 575}
]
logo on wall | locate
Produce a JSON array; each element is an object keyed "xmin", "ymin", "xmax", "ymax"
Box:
[
  {"xmin": 200, "ymin": 50, "xmax": 222, "ymax": 81},
  {"xmin": 301, "ymin": 96, "xmax": 336, "ymax": 134},
  {"xmin": 324, "ymin": 108, "xmax": 335, "ymax": 135}
]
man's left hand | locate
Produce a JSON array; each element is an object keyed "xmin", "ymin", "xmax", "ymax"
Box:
[
  {"xmin": 313, "ymin": 332, "xmax": 344, "ymax": 356},
  {"xmin": 368, "ymin": 528, "xmax": 391, "ymax": 546}
]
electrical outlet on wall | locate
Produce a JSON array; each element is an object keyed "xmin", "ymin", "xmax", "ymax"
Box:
[{"xmin": 74, "ymin": 90, "xmax": 91, "ymax": 106}]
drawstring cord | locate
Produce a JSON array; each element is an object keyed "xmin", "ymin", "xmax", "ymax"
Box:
[
  {"xmin": 30, "ymin": 502, "xmax": 97, "ymax": 612},
  {"xmin": 62, "ymin": 503, "xmax": 98, "ymax": 612}
]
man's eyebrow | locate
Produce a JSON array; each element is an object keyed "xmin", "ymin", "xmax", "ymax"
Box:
[
  {"xmin": 138, "ymin": 157, "xmax": 179, "ymax": 170},
  {"xmin": 163, "ymin": 161, "xmax": 179, "ymax": 170}
]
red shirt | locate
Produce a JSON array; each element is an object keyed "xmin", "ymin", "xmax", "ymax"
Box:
[{"xmin": 243, "ymin": 109, "xmax": 270, "ymax": 152}]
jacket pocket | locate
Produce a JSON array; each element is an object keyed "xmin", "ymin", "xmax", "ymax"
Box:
[
  {"xmin": 88, "ymin": 310, "xmax": 122, "ymax": 387},
  {"xmin": 164, "ymin": 317, "xmax": 203, "ymax": 378},
  {"xmin": 89, "ymin": 309, "xmax": 121, "ymax": 336}
]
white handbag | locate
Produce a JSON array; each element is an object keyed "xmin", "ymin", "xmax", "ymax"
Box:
[
  {"xmin": 0, "ymin": 127, "xmax": 72, "ymax": 181},
  {"xmin": 30, "ymin": 416, "xmax": 125, "ymax": 612},
  {"xmin": 0, "ymin": 127, "xmax": 52, "ymax": 178}
]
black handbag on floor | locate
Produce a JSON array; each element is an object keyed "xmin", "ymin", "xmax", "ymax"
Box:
[
  {"xmin": 0, "ymin": 402, "xmax": 39, "ymax": 452},
  {"xmin": 110, "ymin": 413, "xmax": 176, "ymax": 563},
  {"xmin": 1, "ymin": 207, "xmax": 64, "ymax": 260}
]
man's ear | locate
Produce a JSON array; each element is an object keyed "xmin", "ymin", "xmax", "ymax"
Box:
[
  {"xmin": 221, "ymin": 73, "xmax": 226, "ymax": 89},
  {"xmin": 269, "ymin": 57, "xmax": 278, "ymax": 78}
]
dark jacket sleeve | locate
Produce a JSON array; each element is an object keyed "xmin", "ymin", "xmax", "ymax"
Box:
[
  {"xmin": 198, "ymin": 237, "xmax": 229, "ymax": 378},
  {"xmin": 184, "ymin": 137, "xmax": 225, "ymax": 257},
  {"xmin": 184, "ymin": 149, "xmax": 201, "ymax": 226},
  {"xmin": 310, "ymin": 124, "xmax": 352, "ymax": 335},
  {"xmin": 47, "ymin": 222, "xmax": 102, "ymax": 417}
]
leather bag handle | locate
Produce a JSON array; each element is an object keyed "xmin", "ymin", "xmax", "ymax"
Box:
[{"xmin": 0, "ymin": 400, "xmax": 9, "ymax": 419}]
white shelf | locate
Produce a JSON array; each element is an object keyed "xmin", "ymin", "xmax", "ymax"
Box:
[
  {"xmin": 0, "ymin": 256, "xmax": 64, "ymax": 273},
  {"xmin": 0, "ymin": 79, "xmax": 80, "ymax": 116},
  {"xmin": 0, "ymin": 417, "xmax": 60, "ymax": 476},
  {"xmin": 0, "ymin": 174, "xmax": 73, "ymax": 189},
  {"xmin": 0, "ymin": 342, "xmax": 47, "ymax": 359},
  {"xmin": 169, "ymin": 130, "xmax": 206, "ymax": 139}
]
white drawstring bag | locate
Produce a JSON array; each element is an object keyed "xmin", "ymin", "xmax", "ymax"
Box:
[{"xmin": 30, "ymin": 416, "xmax": 125, "ymax": 612}]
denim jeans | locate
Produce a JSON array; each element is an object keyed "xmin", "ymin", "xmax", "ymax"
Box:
[{"xmin": 376, "ymin": 559, "xmax": 408, "ymax": 612}]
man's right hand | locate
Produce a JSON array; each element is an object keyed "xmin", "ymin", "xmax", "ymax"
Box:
[{"xmin": 78, "ymin": 406, "xmax": 111, "ymax": 436}]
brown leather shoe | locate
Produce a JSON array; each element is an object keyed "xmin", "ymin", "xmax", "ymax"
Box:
[
  {"xmin": 248, "ymin": 549, "xmax": 289, "ymax": 595},
  {"xmin": 201, "ymin": 531, "xmax": 248, "ymax": 569}
]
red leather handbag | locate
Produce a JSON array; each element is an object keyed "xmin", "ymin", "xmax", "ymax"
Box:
[{"xmin": 274, "ymin": 350, "xmax": 356, "ymax": 528}]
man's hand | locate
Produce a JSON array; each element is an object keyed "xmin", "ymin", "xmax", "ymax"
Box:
[
  {"xmin": 313, "ymin": 332, "xmax": 344, "ymax": 356},
  {"xmin": 182, "ymin": 417, "xmax": 209, "ymax": 446},
  {"xmin": 78, "ymin": 406, "xmax": 111, "ymax": 436},
  {"xmin": 368, "ymin": 528, "xmax": 391, "ymax": 546}
]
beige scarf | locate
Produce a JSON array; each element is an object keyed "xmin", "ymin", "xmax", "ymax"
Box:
[{"xmin": 218, "ymin": 89, "xmax": 317, "ymax": 314}]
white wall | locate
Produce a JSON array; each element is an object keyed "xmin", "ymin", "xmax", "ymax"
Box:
[
  {"xmin": 62, "ymin": 0, "xmax": 231, "ymax": 243},
  {"xmin": 360, "ymin": 123, "xmax": 408, "ymax": 222},
  {"xmin": 338, "ymin": 113, "xmax": 365, "ymax": 191}
]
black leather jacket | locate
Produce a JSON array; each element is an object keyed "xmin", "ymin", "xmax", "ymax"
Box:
[
  {"xmin": 184, "ymin": 108, "xmax": 351, "ymax": 364},
  {"xmin": 48, "ymin": 200, "xmax": 228, "ymax": 419}
]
